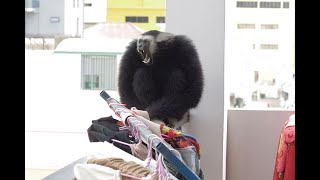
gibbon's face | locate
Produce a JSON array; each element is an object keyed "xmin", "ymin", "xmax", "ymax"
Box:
[
  {"xmin": 137, "ymin": 31, "xmax": 174, "ymax": 65},
  {"xmin": 137, "ymin": 35, "xmax": 155, "ymax": 65}
]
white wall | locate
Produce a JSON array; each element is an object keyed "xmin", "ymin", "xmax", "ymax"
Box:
[
  {"xmin": 166, "ymin": 1, "xmax": 226, "ymax": 179},
  {"xmin": 25, "ymin": 50, "xmax": 120, "ymax": 132},
  {"xmin": 226, "ymin": 109, "xmax": 295, "ymax": 180},
  {"xmin": 25, "ymin": 50, "xmax": 119, "ymax": 169}
]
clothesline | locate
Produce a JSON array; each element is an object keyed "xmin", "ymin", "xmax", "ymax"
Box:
[{"xmin": 100, "ymin": 90, "xmax": 201, "ymax": 180}]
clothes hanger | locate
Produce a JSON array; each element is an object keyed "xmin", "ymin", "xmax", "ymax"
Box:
[
  {"xmin": 285, "ymin": 114, "xmax": 295, "ymax": 128},
  {"xmin": 100, "ymin": 90, "xmax": 201, "ymax": 180},
  {"xmin": 120, "ymin": 172, "xmax": 144, "ymax": 180}
]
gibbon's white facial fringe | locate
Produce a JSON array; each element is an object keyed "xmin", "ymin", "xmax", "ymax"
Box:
[
  {"xmin": 137, "ymin": 35, "xmax": 155, "ymax": 64},
  {"xmin": 156, "ymin": 32, "xmax": 174, "ymax": 43}
]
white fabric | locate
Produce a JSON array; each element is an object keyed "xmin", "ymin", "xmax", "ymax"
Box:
[
  {"xmin": 74, "ymin": 164, "xmax": 122, "ymax": 180},
  {"xmin": 74, "ymin": 163, "xmax": 156, "ymax": 180},
  {"xmin": 81, "ymin": 142, "xmax": 157, "ymax": 170},
  {"xmin": 74, "ymin": 163, "xmax": 179, "ymax": 180},
  {"xmin": 74, "ymin": 142, "xmax": 158, "ymax": 179}
]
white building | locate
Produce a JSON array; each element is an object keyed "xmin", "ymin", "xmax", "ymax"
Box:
[
  {"xmin": 83, "ymin": 0, "xmax": 107, "ymax": 25},
  {"xmin": 25, "ymin": 0, "xmax": 84, "ymax": 37},
  {"xmin": 225, "ymin": 0, "xmax": 295, "ymax": 108}
]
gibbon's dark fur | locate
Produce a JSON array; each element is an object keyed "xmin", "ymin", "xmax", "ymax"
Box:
[{"xmin": 118, "ymin": 30, "xmax": 204, "ymax": 123}]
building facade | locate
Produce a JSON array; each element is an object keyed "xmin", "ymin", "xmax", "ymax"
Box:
[
  {"xmin": 107, "ymin": 0, "xmax": 166, "ymax": 31},
  {"xmin": 25, "ymin": 0, "xmax": 84, "ymax": 37},
  {"xmin": 225, "ymin": 0, "xmax": 295, "ymax": 108},
  {"xmin": 83, "ymin": 0, "xmax": 107, "ymax": 29}
]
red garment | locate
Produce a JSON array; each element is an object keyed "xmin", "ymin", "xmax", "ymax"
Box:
[{"xmin": 273, "ymin": 115, "xmax": 295, "ymax": 180}]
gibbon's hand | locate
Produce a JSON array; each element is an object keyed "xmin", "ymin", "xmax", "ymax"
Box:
[
  {"xmin": 131, "ymin": 107, "xmax": 165, "ymax": 125},
  {"xmin": 130, "ymin": 107, "xmax": 150, "ymax": 120}
]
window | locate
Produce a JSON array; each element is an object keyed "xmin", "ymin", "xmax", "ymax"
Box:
[
  {"xmin": 260, "ymin": 1, "xmax": 281, "ymax": 8},
  {"xmin": 237, "ymin": 23, "xmax": 255, "ymax": 29},
  {"xmin": 254, "ymin": 71, "xmax": 259, "ymax": 82},
  {"xmin": 261, "ymin": 24, "xmax": 278, "ymax": 29},
  {"xmin": 73, "ymin": 0, "xmax": 80, "ymax": 8},
  {"xmin": 83, "ymin": 75, "xmax": 99, "ymax": 89},
  {"xmin": 50, "ymin": 17, "xmax": 60, "ymax": 23},
  {"xmin": 84, "ymin": 3, "xmax": 92, "ymax": 7},
  {"xmin": 156, "ymin": 17, "xmax": 165, "ymax": 23},
  {"xmin": 260, "ymin": 44, "xmax": 278, "ymax": 49},
  {"xmin": 236, "ymin": 1, "xmax": 258, "ymax": 8},
  {"xmin": 76, "ymin": 18, "xmax": 79, "ymax": 35},
  {"xmin": 32, "ymin": 0, "xmax": 39, "ymax": 8},
  {"xmin": 81, "ymin": 55, "xmax": 117, "ymax": 90},
  {"xmin": 125, "ymin": 16, "xmax": 149, "ymax": 23},
  {"xmin": 137, "ymin": 17, "xmax": 148, "ymax": 23},
  {"xmin": 283, "ymin": 2, "xmax": 289, "ymax": 8}
]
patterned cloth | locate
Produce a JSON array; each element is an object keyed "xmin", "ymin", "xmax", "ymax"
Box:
[
  {"xmin": 160, "ymin": 123, "xmax": 201, "ymax": 159},
  {"xmin": 273, "ymin": 114, "xmax": 295, "ymax": 180}
]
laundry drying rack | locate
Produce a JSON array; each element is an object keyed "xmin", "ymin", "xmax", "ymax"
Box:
[{"xmin": 100, "ymin": 90, "xmax": 201, "ymax": 180}]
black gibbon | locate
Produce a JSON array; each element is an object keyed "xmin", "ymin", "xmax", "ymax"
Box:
[{"xmin": 118, "ymin": 30, "xmax": 204, "ymax": 125}]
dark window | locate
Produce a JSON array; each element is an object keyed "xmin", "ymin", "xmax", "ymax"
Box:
[
  {"xmin": 283, "ymin": 2, "xmax": 289, "ymax": 8},
  {"xmin": 237, "ymin": 23, "xmax": 255, "ymax": 29},
  {"xmin": 81, "ymin": 55, "xmax": 117, "ymax": 90},
  {"xmin": 261, "ymin": 24, "xmax": 279, "ymax": 29},
  {"xmin": 260, "ymin": 1, "xmax": 281, "ymax": 8},
  {"xmin": 125, "ymin": 16, "xmax": 149, "ymax": 23},
  {"xmin": 260, "ymin": 44, "xmax": 278, "ymax": 50},
  {"xmin": 84, "ymin": 3, "xmax": 92, "ymax": 7},
  {"xmin": 137, "ymin": 17, "xmax": 148, "ymax": 23},
  {"xmin": 32, "ymin": 0, "xmax": 39, "ymax": 8},
  {"xmin": 254, "ymin": 71, "xmax": 259, "ymax": 82},
  {"xmin": 156, "ymin": 17, "xmax": 165, "ymax": 23},
  {"xmin": 236, "ymin": 1, "xmax": 258, "ymax": 8},
  {"xmin": 125, "ymin": 17, "xmax": 135, "ymax": 22}
]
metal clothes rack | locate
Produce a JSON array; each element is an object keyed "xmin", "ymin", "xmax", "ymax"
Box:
[{"xmin": 100, "ymin": 91, "xmax": 201, "ymax": 180}]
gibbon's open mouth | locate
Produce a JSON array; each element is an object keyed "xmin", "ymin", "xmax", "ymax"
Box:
[{"xmin": 138, "ymin": 49, "xmax": 151, "ymax": 64}]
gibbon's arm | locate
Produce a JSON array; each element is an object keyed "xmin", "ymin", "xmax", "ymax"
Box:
[
  {"xmin": 118, "ymin": 41, "xmax": 145, "ymax": 110},
  {"xmin": 146, "ymin": 36, "xmax": 204, "ymax": 121},
  {"xmin": 146, "ymin": 70, "xmax": 189, "ymax": 121},
  {"xmin": 146, "ymin": 64, "xmax": 203, "ymax": 121}
]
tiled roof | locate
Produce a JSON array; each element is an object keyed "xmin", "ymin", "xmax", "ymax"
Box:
[
  {"xmin": 54, "ymin": 38, "xmax": 133, "ymax": 54},
  {"xmin": 55, "ymin": 22, "xmax": 144, "ymax": 54},
  {"xmin": 84, "ymin": 22, "xmax": 145, "ymax": 39}
]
